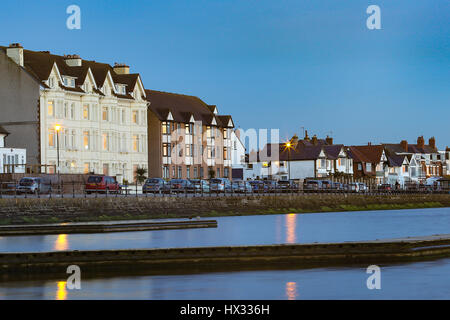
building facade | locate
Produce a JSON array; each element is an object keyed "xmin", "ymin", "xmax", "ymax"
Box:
[
  {"xmin": 0, "ymin": 126, "xmax": 26, "ymax": 173},
  {"xmin": 1, "ymin": 44, "xmax": 148, "ymax": 182},
  {"xmin": 146, "ymin": 90, "xmax": 234, "ymax": 180}
]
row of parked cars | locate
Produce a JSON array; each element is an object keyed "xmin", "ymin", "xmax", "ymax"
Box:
[{"xmin": 304, "ymin": 180, "xmax": 369, "ymax": 193}]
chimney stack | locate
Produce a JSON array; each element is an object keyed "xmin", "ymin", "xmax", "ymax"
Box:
[
  {"xmin": 400, "ymin": 140, "xmax": 408, "ymax": 152},
  {"xmin": 64, "ymin": 54, "xmax": 82, "ymax": 67},
  {"xmin": 417, "ymin": 136, "xmax": 425, "ymax": 148},
  {"xmin": 6, "ymin": 43, "xmax": 24, "ymax": 67},
  {"xmin": 291, "ymin": 134, "xmax": 299, "ymax": 146},
  {"xmin": 312, "ymin": 135, "xmax": 318, "ymax": 145},
  {"xmin": 325, "ymin": 135, "xmax": 333, "ymax": 145},
  {"xmin": 114, "ymin": 63, "xmax": 130, "ymax": 75},
  {"xmin": 304, "ymin": 130, "xmax": 310, "ymax": 141},
  {"xmin": 428, "ymin": 137, "xmax": 436, "ymax": 150}
]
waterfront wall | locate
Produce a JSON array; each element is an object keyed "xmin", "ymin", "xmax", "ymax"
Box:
[
  {"xmin": 0, "ymin": 194, "xmax": 449, "ymax": 224},
  {"xmin": 1, "ymin": 234, "xmax": 450, "ymax": 275}
]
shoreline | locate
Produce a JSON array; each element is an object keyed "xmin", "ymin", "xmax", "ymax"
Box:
[{"xmin": 0, "ymin": 194, "xmax": 449, "ymax": 225}]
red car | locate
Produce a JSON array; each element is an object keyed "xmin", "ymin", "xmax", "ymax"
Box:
[{"xmin": 85, "ymin": 175, "xmax": 121, "ymax": 194}]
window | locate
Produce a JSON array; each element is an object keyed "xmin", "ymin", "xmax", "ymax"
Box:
[
  {"xmin": 187, "ymin": 166, "xmax": 191, "ymax": 179},
  {"xmin": 84, "ymin": 163, "xmax": 90, "ymax": 174},
  {"xmin": 162, "ymin": 122, "xmax": 170, "ymax": 135},
  {"xmin": 102, "ymin": 107, "xmax": 108, "ymax": 121},
  {"xmin": 48, "ymin": 129, "xmax": 55, "ymax": 147},
  {"xmin": 185, "ymin": 123, "xmax": 193, "ymax": 135},
  {"xmin": 200, "ymin": 167, "xmax": 204, "ymax": 178},
  {"xmin": 177, "ymin": 166, "xmax": 182, "ymax": 178},
  {"xmin": 122, "ymin": 110, "xmax": 126, "ymax": 124},
  {"xmin": 366, "ymin": 163, "xmax": 372, "ymax": 171},
  {"xmin": 102, "ymin": 133, "xmax": 108, "ymax": 151},
  {"xmin": 194, "ymin": 167, "xmax": 198, "ymax": 179},
  {"xmin": 217, "ymin": 167, "xmax": 220, "ymax": 178},
  {"xmin": 83, "ymin": 105, "xmax": 89, "ymax": 120},
  {"xmin": 103, "ymin": 163, "xmax": 109, "ymax": 176},
  {"xmin": 207, "ymin": 146, "xmax": 214, "ymax": 159},
  {"xmin": 83, "ymin": 131, "xmax": 89, "ymax": 150},
  {"xmin": 48, "ymin": 101, "xmax": 54, "ymax": 117},
  {"xmin": 186, "ymin": 144, "xmax": 192, "ymax": 157},
  {"xmin": 358, "ymin": 163, "xmax": 362, "ymax": 170},
  {"xmin": 133, "ymin": 135, "xmax": 139, "ymax": 152},
  {"xmin": 132, "ymin": 111, "xmax": 138, "ymax": 124},
  {"xmin": 223, "ymin": 129, "xmax": 228, "ymax": 139},
  {"xmin": 223, "ymin": 147, "xmax": 229, "ymax": 160},
  {"xmin": 163, "ymin": 143, "xmax": 170, "ymax": 157},
  {"xmin": 224, "ymin": 167, "xmax": 229, "ymax": 178}
]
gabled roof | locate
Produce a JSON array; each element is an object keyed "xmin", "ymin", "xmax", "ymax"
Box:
[
  {"xmin": 347, "ymin": 145, "xmax": 384, "ymax": 163},
  {"xmin": 0, "ymin": 46, "xmax": 144, "ymax": 101},
  {"xmin": 258, "ymin": 143, "xmax": 346, "ymax": 162},
  {"xmin": 145, "ymin": 89, "xmax": 234, "ymax": 127}
]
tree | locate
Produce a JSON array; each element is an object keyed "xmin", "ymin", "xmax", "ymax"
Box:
[{"xmin": 135, "ymin": 166, "xmax": 148, "ymax": 184}]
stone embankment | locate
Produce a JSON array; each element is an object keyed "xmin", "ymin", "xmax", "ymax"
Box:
[
  {"xmin": 1, "ymin": 234, "xmax": 450, "ymax": 276},
  {"xmin": 0, "ymin": 194, "xmax": 449, "ymax": 225}
]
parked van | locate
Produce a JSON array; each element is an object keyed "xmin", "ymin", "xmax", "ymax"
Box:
[{"xmin": 85, "ymin": 175, "xmax": 121, "ymax": 194}]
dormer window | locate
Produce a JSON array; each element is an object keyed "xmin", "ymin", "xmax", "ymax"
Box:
[
  {"xmin": 115, "ymin": 84, "xmax": 126, "ymax": 95},
  {"xmin": 48, "ymin": 77, "xmax": 55, "ymax": 88},
  {"xmin": 63, "ymin": 77, "xmax": 75, "ymax": 88}
]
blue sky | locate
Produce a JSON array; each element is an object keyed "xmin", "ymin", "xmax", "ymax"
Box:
[{"xmin": 1, "ymin": 0, "xmax": 449, "ymax": 148}]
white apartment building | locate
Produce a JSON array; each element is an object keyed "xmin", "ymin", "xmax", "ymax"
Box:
[
  {"xmin": 1, "ymin": 44, "xmax": 148, "ymax": 182},
  {"xmin": 0, "ymin": 127, "xmax": 26, "ymax": 173}
]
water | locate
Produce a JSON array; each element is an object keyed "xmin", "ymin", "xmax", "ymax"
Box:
[
  {"xmin": 1, "ymin": 259, "xmax": 450, "ymax": 299},
  {"xmin": 0, "ymin": 207, "xmax": 449, "ymax": 253},
  {"xmin": 1, "ymin": 208, "xmax": 449, "ymax": 299}
]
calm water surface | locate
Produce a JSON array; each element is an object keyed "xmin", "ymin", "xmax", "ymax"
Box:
[
  {"xmin": 1, "ymin": 208, "xmax": 449, "ymax": 299},
  {"xmin": 1, "ymin": 259, "xmax": 449, "ymax": 299},
  {"xmin": 0, "ymin": 207, "xmax": 449, "ymax": 253}
]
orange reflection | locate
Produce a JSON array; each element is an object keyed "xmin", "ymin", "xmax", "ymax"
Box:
[
  {"xmin": 56, "ymin": 281, "xmax": 67, "ymax": 300},
  {"xmin": 286, "ymin": 282, "xmax": 298, "ymax": 300},
  {"xmin": 286, "ymin": 214, "xmax": 297, "ymax": 244},
  {"xmin": 54, "ymin": 234, "xmax": 68, "ymax": 251}
]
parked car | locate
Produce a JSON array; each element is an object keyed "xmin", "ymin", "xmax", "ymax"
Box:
[
  {"xmin": 248, "ymin": 180, "xmax": 265, "ymax": 193},
  {"xmin": 169, "ymin": 179, "xmax": 192, "ymax": 193},
  {"xmin": 263, "ymin": 180, "xmax": 278, "ymax": 193},
  {"xmin": 321, "ymin": 180, "xmax": 333, "ymax": 190},
  {"xmin": 277, "ymin": 180, "xmax": 298, "ymax": 192},
  {"xmin": 17, "ymin": 177, "xmax": 52, "ymax": 194},
  {"xmin": 346, "ymin": 183, "xmax": 360, "ymax": 193},
  {"xmin": 231, "ymin": 180, "xmax": 253, "ymax": 193},
  {"xmin": 188, "ymin": 179, "xmax": 210, "ymax": 193},
  {"xmin": 357, "ymin": 183, "xmax": 369, "ymax": 193},
  {"xmin": 331, "ymin": 182, "xmax": 344, "ymax": 191},
  {"xmin": 304, "ymin": 180, "xmax": 322, "ymax": 191},
  {"xmin": 378, "ymin": 184, "xmax": 392, "ymax": 192},
  {"xmin": 209, "ymin": 178, "xmax": 232, "ymax": 193},
  {"xmin": 142, "ymin": 178, "xmax": 170, "ymax": 194},
  {"xmin": 85, "ymin": 175, "xmax": 121, "ymax": 194}
]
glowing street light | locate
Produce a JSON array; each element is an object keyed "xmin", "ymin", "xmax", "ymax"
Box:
[{"xmin": 283, "ymin": 140, "xmax": 294, "ymax": 181}]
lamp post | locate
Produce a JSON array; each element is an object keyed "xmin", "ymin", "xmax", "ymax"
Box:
[{"xmin": 285, "ymin": 141, "xmax": 292, "ymax": 181}]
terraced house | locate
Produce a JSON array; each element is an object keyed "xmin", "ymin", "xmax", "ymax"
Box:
[
  {"xmin": 145, "ymin": 90, "xmax": 234, "ymax": 180},
  {"xmin": 0, "ymin": 43, "xmax": 148, "ymax": 182}
]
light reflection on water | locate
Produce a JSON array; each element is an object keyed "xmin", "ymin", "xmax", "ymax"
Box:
[
  {"xmin": 1, "ymin": 208, "xmax": 449, "ymax": 253},
  {"xmin": 1, "ymin": 258, "xmax": 449, "ymax": 300}
]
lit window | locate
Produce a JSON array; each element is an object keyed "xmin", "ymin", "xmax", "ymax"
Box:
[
  {"xmin": 132, "ymin": 111, "xmax": 138, "ymax": 124},
  {"xmin": 48, "ymin": 101, "xmax": 54, "ymax": 117},
  {"xmin": 102, "ymin": 107, "xmax": 108, "ymax": 121},
  {"xmin": 84, "ymin": 163, "xmax": 90, "ymax": 174},
  {"xmin": 133, "ymin": 135, "xmax": 139, "ymax": 152},
  {"xmin": 102, "ymin": 133, "xmax": 108, "ymax": 151},
  {"xmin": 83, "ymin": 105, "xmax": 89, "ymax": 120},
  {"xmin": 83, "ymin": 131, "xmax": 89, "ymax": 150},
  {"xmin": 48, "ymin": 129, "xmax": 55, "ymax": 147},
  {"xmin": 162, "ymin": 122, "xmax": 170, "ymax": 135}
]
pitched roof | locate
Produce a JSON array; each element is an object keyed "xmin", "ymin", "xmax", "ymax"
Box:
[
  {"xmin": 258, "ymin": 143, "xmax": 345, "ymax": 162},
  {"xmin": 145, "ymin": 90, "xmax": 234, "ymax": 127},
  {"xmin": 0, "ymin": 46, "xmax": 143, "ymax": 100},
  {"xmin": 347, "ymin": 145, "xmax": 384, "ymax": 163}
]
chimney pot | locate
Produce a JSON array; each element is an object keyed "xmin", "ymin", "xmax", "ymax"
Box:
[
  {"xmin": 325, "ymin": 135, "xmax": 333, "ymax": 145},
  {"xmin": 64, "ymin": 54, "xmax": 82, "ymax": 67},
  {"xmin": 400, "ymin": 140, "xmax": 408, "ymax": 152},
  {"xmin": 417, "ymin": 136, "xmax": 425, "ymax": 148},
  {"xmin": 429, "ymin": 137, "xmax": 436, "ymax": 149}
]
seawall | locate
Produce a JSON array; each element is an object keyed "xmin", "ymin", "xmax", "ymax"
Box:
[
  {"xmin": 1, "ymin": 234, "xmax": 450, "ymax": 276},
  {"xmin": 0, "ymin": 194, "xmax": 449, "ymax": 225}
]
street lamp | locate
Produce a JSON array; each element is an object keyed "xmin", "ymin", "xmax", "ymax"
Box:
[{"xmin": 284, "ymin": 141, "xmax": 293, "ymax": 181}]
